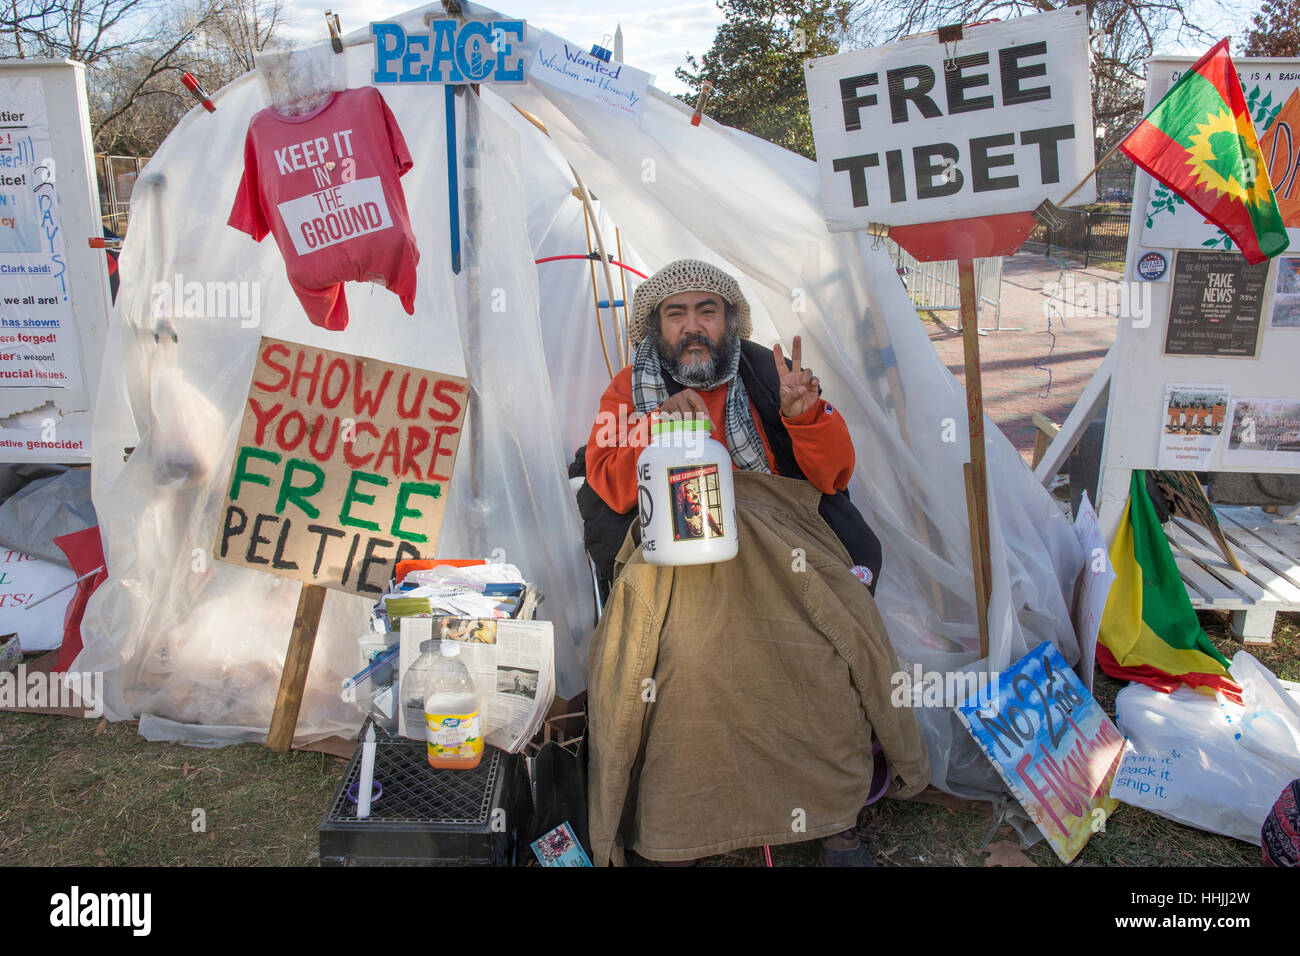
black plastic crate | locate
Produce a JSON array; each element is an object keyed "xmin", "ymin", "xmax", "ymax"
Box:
[{"xmin": 319, "ymin": 720, "xmax": 532, "ymax": 866}]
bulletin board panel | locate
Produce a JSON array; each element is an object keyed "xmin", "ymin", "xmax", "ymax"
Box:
[
  {"xmin": 0, "ymin": 59, "xmax": 112, "ymax": 462},
  {"xmin": 1096, "ymin": 55, "xmax": 1300, "ymax": 540}
]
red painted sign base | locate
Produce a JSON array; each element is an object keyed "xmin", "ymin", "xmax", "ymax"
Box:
[{"xmin": 890, "ymin": 211, "xmax": 1036, "ymax": 262}]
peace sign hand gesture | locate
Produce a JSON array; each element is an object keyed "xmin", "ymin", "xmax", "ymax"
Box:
[{"xmin": 772, "ymin": 335, "xmax": 820, "ymax": 419}]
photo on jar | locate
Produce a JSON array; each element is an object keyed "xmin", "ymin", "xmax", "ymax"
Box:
[{"xmin": 668, "ymin": 465, "xmax": 724, "ymax": 541}]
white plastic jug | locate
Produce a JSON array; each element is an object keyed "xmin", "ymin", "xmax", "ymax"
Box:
[{"xmin": 636, "ymin": 417, "xmax": 738, "ymax": 566}]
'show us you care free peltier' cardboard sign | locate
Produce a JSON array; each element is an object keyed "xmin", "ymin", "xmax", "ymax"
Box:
[
  {"xmin": 804, "ymin": 7, "xmax": 1095, "ymax": 231},
  {"xmin": 214, "ymin": 337, "xmax": 468, "ymax": 596}
]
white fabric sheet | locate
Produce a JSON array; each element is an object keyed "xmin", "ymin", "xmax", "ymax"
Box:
[{"xmin": 79, "ymin": 1, "xmax": 1084, "ymax": 797}]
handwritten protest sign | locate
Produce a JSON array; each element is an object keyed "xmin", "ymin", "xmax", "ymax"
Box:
[
  {"xmin": 0, "ymin": 75, "xmax": 87, "ymax": 395},
  {"xmin": 956, "ymin": 641, "xmax": 1125, "ymax": 863},
  {"xmin": 1071, "ymin": 492, "xmax": 1116, "ymax": 691},
  {"xmin": 527, "ymin": 29, "xmax": 653, "ymax": 120},
  {"xmin": 214, "ymin": 337, "xmax": 468, "ymax": 597}
]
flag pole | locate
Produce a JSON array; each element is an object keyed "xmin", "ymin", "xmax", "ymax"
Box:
[{"xmin": 1048, "ymin": 121, "xmax": 1142, "ymax": 210}]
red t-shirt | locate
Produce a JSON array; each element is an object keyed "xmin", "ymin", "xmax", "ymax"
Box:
[{"xmin": 228, "ymin": 86, "xmax": 419, "ymax": 331}]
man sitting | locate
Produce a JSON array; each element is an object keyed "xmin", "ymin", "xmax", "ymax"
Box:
[{"xmin": 579, "ymin": 259, "xmax": 929, "ymax": 866}]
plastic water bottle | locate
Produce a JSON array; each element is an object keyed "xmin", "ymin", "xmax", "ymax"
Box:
[
  {"xmin": 401, "ymin": 639, "xmax": 437, "ymax": 737},
  {"xmin": 424, "ymin": 640, "xmax": 483, "ymax": 770}
]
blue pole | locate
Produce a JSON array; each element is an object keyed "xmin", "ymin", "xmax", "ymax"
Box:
[{"xmin": 446, "ymin": 84, "xmax": 461, "ymax": 274}]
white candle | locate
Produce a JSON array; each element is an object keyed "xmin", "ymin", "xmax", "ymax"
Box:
[{"xmin": 356, "ymin": 723, "xmax": 376, "ymax": 819}]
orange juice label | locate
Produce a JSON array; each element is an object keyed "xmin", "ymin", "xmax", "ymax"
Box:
[{"xmin": 425, "ymin": 710, "xmax": 483, "ymax": 762}]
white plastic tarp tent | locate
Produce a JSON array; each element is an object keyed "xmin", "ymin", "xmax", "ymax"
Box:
[{"xmin": 79, "ymin": 1, "xmax": 1084, "ymax": 797}]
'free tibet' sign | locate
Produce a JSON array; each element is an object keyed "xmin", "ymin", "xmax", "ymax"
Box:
[
  {"xmin": 804, "ymin": 8, "xmax": 1094, "ymax": 231},
  {"xmin": 371, "ymin": 19, "xmax": 528, "ymax": 84}
]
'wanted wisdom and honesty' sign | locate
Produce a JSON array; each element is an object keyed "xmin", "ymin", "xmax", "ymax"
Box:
[
  {"xmin": 214, "ymin": 337, "xmax": 468, "ymax": 596},
  {"xmin": 805, "ymin": 8, "xmax": 1094, "ymax": 231}
]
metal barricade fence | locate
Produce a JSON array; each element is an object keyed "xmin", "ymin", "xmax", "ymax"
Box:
[
  {"xmin": 1025, "ymin": 208, "xmax": 1129, "ymax": 266},
  {"xmin": 885, "ymin": 240, "xmax": 1005, "ymax": 330},
  {"xmin": 95, "ymin": 154, "xmax": 149, "ymax": 237}
]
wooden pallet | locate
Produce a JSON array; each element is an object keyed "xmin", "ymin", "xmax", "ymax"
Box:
[{"xmin": 1167, "ymin": 506, "xmax": 1300, "ymax": 644}]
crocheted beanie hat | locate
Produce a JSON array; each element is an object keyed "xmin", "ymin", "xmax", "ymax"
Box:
[{"xmin": 629, "ymin": 259, "xmax": 752, "ymax": 345}]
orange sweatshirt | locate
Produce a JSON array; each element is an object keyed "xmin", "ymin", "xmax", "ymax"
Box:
[{"xmin": 585, "ymin": 365, "xmax": 856, "ymax": 513}]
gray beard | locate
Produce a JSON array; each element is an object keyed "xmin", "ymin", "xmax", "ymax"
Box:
[{"xmin": 654, "ymin": 330, "xmax": 739, "ymax": 390}]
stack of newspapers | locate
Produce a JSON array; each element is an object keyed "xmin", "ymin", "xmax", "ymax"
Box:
[{"xmin": 375, "ymin": 562, "xmax": 539, "ymax": 631}]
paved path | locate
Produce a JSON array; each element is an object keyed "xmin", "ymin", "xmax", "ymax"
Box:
[{"xmin": 924, "ymin": 252, "xmax": 1124, "ymax": 463}]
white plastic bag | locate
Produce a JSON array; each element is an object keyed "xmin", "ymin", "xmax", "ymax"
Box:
[
  {"xmin": 148, "ymin": 333, "xmax": 226, "ymax": 489},
  {"xmin": 1111, "ymin": 652, "xmax": 1300, "ymax": 844}
]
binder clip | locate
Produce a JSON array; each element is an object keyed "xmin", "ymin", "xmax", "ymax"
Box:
[
  {"xmin": 691, "ymin": 81, "xmax": 713, "ymax": 127},
  {"xmin": 87, "ymin": 236, "xmax": 123, "ymax": 249},
  {"xmin": 180, "ymin": 73, "xmax": 216, "ymax": 113},
  {"xmin": 326, "ymin": 10, "xmax": 343, "ymax": 53},
  {"xmin": 937, "ymin": 23, "xmax": 963, "ymax": 73},
  {"xmin": 1032, "ymin": 199, "xmax": 1064, "ymax": 230},
  {"xmin": 590, "ymin": 34, "xmax": 613, "ymax": 62}
]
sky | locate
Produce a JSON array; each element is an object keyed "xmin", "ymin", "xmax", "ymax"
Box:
[
  {"xmin": 277, "ymin": 0, "xmax": 1266, "ymax": 98},
  {"xmin": 282, "ymin": 0, "xmax": 726, "ymax": 96}
]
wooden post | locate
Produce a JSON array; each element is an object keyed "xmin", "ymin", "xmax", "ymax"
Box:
[
  {"xmin": 958, "ymin": 259, "xmax": 993, "ymax": 659},
  {"xmin": 267, "ymin": 583, "xmax": 328, "ymax": 752},
  {"xmin": 963, "ymin": 463, "xmax": 991, "ymax": 660}
]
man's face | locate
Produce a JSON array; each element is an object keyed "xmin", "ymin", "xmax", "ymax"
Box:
[
  {"xmin": 653, "ymin": 291, "xmax": 735, "ymax": 387},
  {"xmin": 677, "ymin": 481, "xmax": 703, "ymax": 533}
]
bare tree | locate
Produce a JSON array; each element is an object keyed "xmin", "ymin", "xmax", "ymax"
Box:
[
  {"xmin": 0, "ymin": 0, "xmax": 290, "ymax": 155},
  {"xmin": 205, "ymin": 0, "xmax": 287, "ymax": 75},
  {"xmin": 842, "ymin": 0, "xmax": 1223, "ymax": 177}
]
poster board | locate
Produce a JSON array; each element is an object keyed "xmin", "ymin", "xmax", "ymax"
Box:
[
  {"xmin": 803, "ymin": 7, "xmax": 1094, "ymax": 231},
  {"xmin": 213, "ymin": 336, "xmax": 469, "ymax": 597},
  {"xmin": 0, "ymin": 61, "xmax": 112, "ymax": 462},
  {"xmin": 1096, "ymin": 55, "xmax": 1300, "ymax": 539},
  {"xmin": 956, "ymin": 641, "xmax": 1125, "ymax": 863}
]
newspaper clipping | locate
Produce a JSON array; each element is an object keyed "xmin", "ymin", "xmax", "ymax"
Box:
[{"xmin": 397, "ymin": 616, "xmax": 555, "ymax": 752}]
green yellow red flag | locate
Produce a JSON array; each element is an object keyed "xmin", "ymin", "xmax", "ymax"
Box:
[
  {"xmin": 1097, "ymin": 471, "xmax": 1242, "ymax": 702},
  {"xmin": 1119, "ymin": 38, "xmax": 1289, "ymax": 264}
]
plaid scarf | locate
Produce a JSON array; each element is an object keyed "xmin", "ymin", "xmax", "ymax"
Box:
[{"xmin": 631, "ymin": 336, "xmax": 771, "ymax": 474}]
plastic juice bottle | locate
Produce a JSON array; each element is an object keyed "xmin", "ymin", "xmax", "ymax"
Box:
[{"xmin": 424, "ymin": 640, "xmax": 483, "ymax": 770}]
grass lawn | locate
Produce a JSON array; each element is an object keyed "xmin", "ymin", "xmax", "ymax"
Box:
[{"xmin": 2, "ymin": 612, "xmax": 1295, "ymax": 867}]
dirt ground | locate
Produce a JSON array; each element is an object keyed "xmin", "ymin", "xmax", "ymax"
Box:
[{"xmin": 1, "ymin": 611, "xmax": 1293, "ymax": 867}]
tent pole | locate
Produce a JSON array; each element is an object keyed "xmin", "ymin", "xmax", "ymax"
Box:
[{"xmin": 463, "ymin": 86, "xmax": 487, "ymax": 558}]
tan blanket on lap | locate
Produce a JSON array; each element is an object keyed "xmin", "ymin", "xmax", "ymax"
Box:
[{"xmin": 587, "ymin": 470, "xmax": 930, "ymax": 865}]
